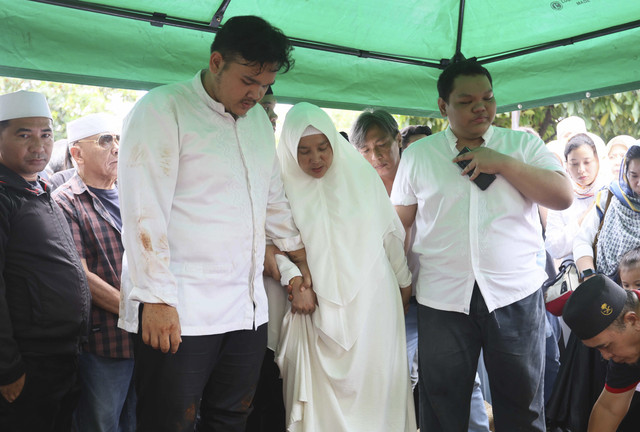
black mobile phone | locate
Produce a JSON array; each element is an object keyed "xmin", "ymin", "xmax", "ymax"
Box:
[{"xmin": 456, "ymin": 147, "xmax": 496, "ymax": 191}]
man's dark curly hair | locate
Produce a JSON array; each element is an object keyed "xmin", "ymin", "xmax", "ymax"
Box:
[{"xmin": 210, "ymin": 15, "xmax": 294, "ymax": 73}]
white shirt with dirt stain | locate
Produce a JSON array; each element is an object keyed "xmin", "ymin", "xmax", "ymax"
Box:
[{"xmin": 117, "ymin": 72, "xmax": 302, "ymax": 336}]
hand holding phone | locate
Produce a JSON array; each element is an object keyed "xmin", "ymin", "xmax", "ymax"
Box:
[{"xmin": 455, "ymin": 147, "xmax": 496, "ymax": 191}]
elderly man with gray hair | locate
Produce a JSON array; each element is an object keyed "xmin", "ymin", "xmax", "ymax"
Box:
[
  {"xmin": 53, "ymin": 113, "xmax": 135, "ymax": 432},
  {"xmin": 350, "ymin": 109, "xmax": 403, "ymax": 195}
]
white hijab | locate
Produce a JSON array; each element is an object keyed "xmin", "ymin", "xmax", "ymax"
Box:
[
  {"xmin": 277, "ymin": 102, "xmax": 403, "ymax": 350},
  {"xmin": 566, "ymin": 133, "xmax": 611, "ymax": 199}
]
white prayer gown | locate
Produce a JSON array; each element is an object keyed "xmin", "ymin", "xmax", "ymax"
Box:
[{"xmin": 275, "ymin": 103, "xmax": 416, "ymax": 432}]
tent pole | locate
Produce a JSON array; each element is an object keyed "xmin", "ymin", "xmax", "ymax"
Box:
[
  {"xmin": 480, "ymin": 20, "xmax": 640, "ymax": 65},
  {"xmin": 26, "ymin": 0, "xmax": 640, "ymax": 71},
  {"xmin": 210, "ymin": 0, "xmax": 231, "ymax": 29},
  {"xmin": 453, "ymin": 0, "xmax": 466, "ymax": 63}
]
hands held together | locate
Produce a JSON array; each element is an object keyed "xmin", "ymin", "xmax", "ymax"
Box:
[{"xmin": 288, "ymin": 276, "xmax": 317, "ymax": 315}]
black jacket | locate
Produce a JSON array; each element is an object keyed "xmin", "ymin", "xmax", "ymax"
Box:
[{"xmin": 0, "ymin": 163, "xmax": 90, "ymax": 385}]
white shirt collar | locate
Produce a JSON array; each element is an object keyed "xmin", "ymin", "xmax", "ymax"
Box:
[
  {"xmin": 191, "ymin": 70, "xmax": 229, "ymax": 116},
  {"xmin": 444, "ymin": 125, "xmax": 495, "ymax": 152}
]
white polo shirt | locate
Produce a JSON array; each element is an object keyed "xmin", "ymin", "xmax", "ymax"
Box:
[{"xmin": 391, "ymin": 126, "xmax": 562, "ymax": 313}]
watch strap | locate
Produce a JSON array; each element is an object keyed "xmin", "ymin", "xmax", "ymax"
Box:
[{"xmin": 580, "ymin": 268, "xmax": 596, "ymax": 280}]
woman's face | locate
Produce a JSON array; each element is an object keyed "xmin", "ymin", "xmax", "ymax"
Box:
[
  {"xmin": 627, "ymin": 158, "xmax": 640, "ymax": 195},
  {"xmin": 609, "ymin": 144, "xmax": 628, "ymax": 177},
  {"xmin": 566, "ymin": 144, "xmax": 598, "ymax": 187},
  {"xmin": 297, "ymin": 133, "xmax": 333, "ymax": 179}
]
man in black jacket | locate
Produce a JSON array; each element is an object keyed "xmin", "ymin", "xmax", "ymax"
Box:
[{"xmin": 0, "ymin": 90, "xmax": 91, "ymax": 431}]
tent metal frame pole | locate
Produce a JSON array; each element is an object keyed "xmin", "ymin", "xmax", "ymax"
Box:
[
  {"xmin": 210, "ymin": 0, "xmax": 231, "ymax": 29},
  {"xmin": 452, "ymin": 0, "xmax": 466, "ymax": 64},
  {"xmin": 28, "ymin": 0, "xmax": 444, "ymax": 68},
  {"xmin": 28, "ymin": 0, "xmax": 640, "ymax": 71},
  {"xmin": 480, "ymin": 19, "xmax": 640, "ymax": 65},
  {"xmin": 30, "ymin": 0, "xmax": 221, "ymax": 31}
]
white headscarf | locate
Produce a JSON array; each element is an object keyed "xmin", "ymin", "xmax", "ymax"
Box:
[
  {"xmin": 565, "ymin": 133, "xmax": 611, "ymax": 199},
  {"xmin": 277, "ymin": 102, "xmax": 403, "ymax": 350}
]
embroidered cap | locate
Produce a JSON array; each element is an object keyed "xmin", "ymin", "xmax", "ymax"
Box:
[
  {"xmin": 0, "ymin": 90, "xmax": 52, "ymax": 121},
  {"xmin": 563, "ymin": 274, "xmax": 628, "ymax": 340},
  {"xmin": 67, "ymin": 113, "xmax": 120, "ymax": 143}
]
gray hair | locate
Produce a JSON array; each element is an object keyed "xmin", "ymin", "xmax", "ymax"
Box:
[{"xmin": 350, "ymin": 109, "xmax": 399, "ymax": 149}]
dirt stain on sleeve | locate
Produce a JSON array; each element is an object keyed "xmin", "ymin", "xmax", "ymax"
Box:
[
  {"xmin": 158, "ymin": 148, "xmax": 174, "ymax": 177},
  {"xmin": 139, "ymin": 229, "xmax": 153, "ymax": 252},
  {"xmin": 126, "ymin": 144, "xmax": 146, "ymax": 167}
]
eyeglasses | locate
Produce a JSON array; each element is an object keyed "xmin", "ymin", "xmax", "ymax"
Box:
[{"xmin": 76, "ymin": 134, "xmax": 120, "ymax": 149}]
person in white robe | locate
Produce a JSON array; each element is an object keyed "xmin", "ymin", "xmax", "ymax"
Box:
[{"xmin": 275, "ymin": 102, "xmax": 416, "ymax": 432}]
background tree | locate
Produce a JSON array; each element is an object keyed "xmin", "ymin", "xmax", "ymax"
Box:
[
  {"xmin": 0, "ymin": 77, "xmax": 143, "ymax": 138},
  {"xmin": 396, "ymin": 90, "xmax": 640, "ymax": 143},
  {"xmin": 3, "ymin": 76, "xmax": 638, "ymax": 146}
]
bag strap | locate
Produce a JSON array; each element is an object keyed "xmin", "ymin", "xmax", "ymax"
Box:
[{"xmin": 593, "ymin": 191, "xmax": 614, "ymax": 261}]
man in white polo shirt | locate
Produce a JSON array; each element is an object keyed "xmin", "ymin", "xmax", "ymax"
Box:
[{"xmin": 391, "ymin": 59, "xmax": 573, "ymax": 431}]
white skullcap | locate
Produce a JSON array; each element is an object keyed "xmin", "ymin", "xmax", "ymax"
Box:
[
  {"xmin": 301, "ymin": 125, "xmax": 323, "ymax": 138},
  {"xmin": 0, "ymin": 90, "xmax": 52, "ymax": 121},
  {"xmin": 67, "ymin": 113, "xmax": 120, "ymax": 142},
  {"xmin": 557, "ymin": 116, "xmax": 587, "ymax": 141}
]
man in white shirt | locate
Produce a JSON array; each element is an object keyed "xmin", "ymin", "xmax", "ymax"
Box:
[
  {"xmin": 351, "ymin": 109, "xmax": 491, "ymax": 432},
  {"xmin": 118, "ymin": 16, "xmax": 314, "ymax": 432},
  {"xmin": 391, "ymin": 59, "xmax": 573, "ymax": 431}
]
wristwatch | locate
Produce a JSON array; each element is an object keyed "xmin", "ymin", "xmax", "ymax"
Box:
[{"xmin": 580, "ymin": 268, "xmax": 596, "ymax": 281}]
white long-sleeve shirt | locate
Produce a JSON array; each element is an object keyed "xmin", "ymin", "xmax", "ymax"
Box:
[
  {"xmin": 573, "ymin": 197, "xmax": 602, "ymax": 262},
  {"xmin": 545, "ymin": 195, "xmax": 595, "ymax": 261},
  {"xmin": 391, "ymin": 126, "xmax": 563, "ymax": 313},
  {"xmin": 117, "ymin": 71, "xmax": 302, "ymax": 335}
]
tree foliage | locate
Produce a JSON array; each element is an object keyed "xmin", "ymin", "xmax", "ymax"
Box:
[
  {"xmin": 2, "ymin": 76, "xmax": 638, "ymax": 147},
  {"xmin": 0, "ymin": 77, "xmax": 143, "ymax": 139},
  {"xmin": 396, "ymin": 90, "xmax": 640, "ymax": 144}
]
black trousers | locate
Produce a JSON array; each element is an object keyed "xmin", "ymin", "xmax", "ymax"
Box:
[
  {"xmin": 0, "ymin": 355, "xmax": 80, "ymax": 432},
  {"xmin": 245, "ymin": 349, "xmax": 286, "ymax": 432},
  {"xmin": 134, "ymin": 323, "xmax": 267, "ymax": 432}
]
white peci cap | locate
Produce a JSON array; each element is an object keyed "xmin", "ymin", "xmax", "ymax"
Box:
[
  {"xmin": 0, "ymin": 90, "xmax": 52, "ymax": 121},
  {"xmin": 67, "ymin": 113, "xmax": 120, "ymax": 143}
]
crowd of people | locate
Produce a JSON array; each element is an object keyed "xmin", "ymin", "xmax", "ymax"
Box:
[{"xmin": 0, "ymin": 13, "xmax": 639, "ymax": 432}]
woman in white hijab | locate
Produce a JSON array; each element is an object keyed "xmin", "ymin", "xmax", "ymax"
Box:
[
  {"xmin": 275, "ymin": 103, "xmax": 415, "ymax": 432},
  {"xmin": 606, "ymin": 134, "xmax": 636, "ymax": 178},
  {"xmin": 545, "ymin": 133, "xmax": 610, "ymax": 262}
]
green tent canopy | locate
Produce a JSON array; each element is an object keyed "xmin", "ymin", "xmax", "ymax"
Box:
[{"xmin": 1, "ymin": 0, "xmax": 639, "ymax": 116}]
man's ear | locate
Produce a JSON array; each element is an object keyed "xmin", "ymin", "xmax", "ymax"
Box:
[
  {"xmin": 209, "ymin": 52, "xmax": 224, "ymax": 74},
  {"xmin": 437, "ymin": 97, "xmax": 447, "ymax": 117},
  {"xmin": 69, "ymin": 145, "xmax": 83, "ymax": 165},
  {"xmin": 395, "ymin": 132, "xmax": 402, "ymax": 149},
  {"xmin": 624, "ymin": 311, "xmax": 640, "ymax": 329}
]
